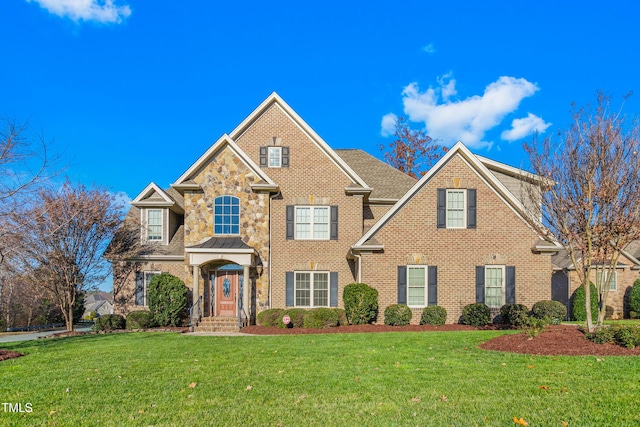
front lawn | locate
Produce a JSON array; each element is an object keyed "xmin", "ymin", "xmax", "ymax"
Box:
[{"xmin": 1, "ymin": 331, "xmax": 638, "ymax": 426}]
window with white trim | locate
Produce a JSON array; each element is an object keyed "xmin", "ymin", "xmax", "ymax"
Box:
[
  {"xmin": 136, "ymin": 271, "xmax": 160, "ymax": 306},
  {"xmin": 597, "ymin": 270, "xmax": 617, "ymax": 291},
  {"xmin": 295, "ymin": 206, "xmax": 329, "ymax": 239},
  {"xmin": 268, "ymin": 146, "xmax": 282, "ymax": 168},
  {"xmin": 407, "ymin": 266, "xmax": 427, "ymax": 307},
  {"xmin": 214, "ymin": 196, "xmax": 240, "ymax": 235},
  {"xmin": 446, "ymin": 189, "xmax": 466, "ymax": 228},
  {"xmin": 147, "ymin": 209, "xmax": 163, "ymax": 241},
  {"xmin": 295, "ymin": 271, "xmax": 329, "ymax": 307},
  {"xmin": 485, "ymin": 266, "xmax": 505, "ymax": 308}
]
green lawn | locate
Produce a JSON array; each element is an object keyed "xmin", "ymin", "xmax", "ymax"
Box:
[{"xmin": 1, "ymin": 331, "xmax": 638, "ymax": 426}]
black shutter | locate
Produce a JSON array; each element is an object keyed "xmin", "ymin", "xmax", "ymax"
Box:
[
  {"xmin": 286, "ymin": 205, "xmax": 294, "ymax": 240},
  {"xmin": 330, "ymin": 272, "xmax": 338, "ymax": 307},
  {"xmin": 282, "ymin": 146, "xmax": 290, "ymax": 167},
  {"xmin": 506, "ymin": 266, "xmax": 516, "ymax": 304},
  {"xmin": 467, "ymin": 189, "xmax": 477, "ymax": 229},
  {"xmin": 397, "ymin": 266, "xmax": 407, "ymax": 304},
  {"xmin": 330, "ymin": 206, "xmax": 338, "ymax": 240},
  {"xmin": 286, "ymin": 272, "xmax": 294, "ymax": 306},
  {"xmin": 135, "ymin": 272, "xmax": 144, "ymax": 306},
  {"xmin": 428, "ymin": 266, "xmax": 438, "ymax": 306},
  {"xmin": 259, "ymin": 146, "xmax": 267, "ymax": 167},
  {"xmin": 437, "ymin": 189, "xmax": 446, "ymax": 228},
  {"xmin": 475, "ymin": 266, "xmax": 485, "ymax": 304}
]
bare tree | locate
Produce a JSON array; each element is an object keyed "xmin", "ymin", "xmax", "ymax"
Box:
[
  {"xmin": 380, "ymin": 116, "xmax": 447, "ymax": 178},
  {"xmin": 19, "ymin": 181, "xmax": 124, "ymax": 331},
  {"xmin": 524, "ymin": 92, "xmax": 640, "ymax": 332}
]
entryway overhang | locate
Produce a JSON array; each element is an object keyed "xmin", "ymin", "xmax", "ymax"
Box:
[{"xmin": 185, "ymin": 237, "xmax": 256, "ymax": 267}]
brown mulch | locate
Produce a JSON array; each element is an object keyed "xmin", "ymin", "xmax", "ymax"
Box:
[
  {"xmin": 244, "ymin": 324, "xmax": 640, "ymax": 356},
  {"xmin": 0, "ymin": 350, "xmax": 24, "ymax": 361}
]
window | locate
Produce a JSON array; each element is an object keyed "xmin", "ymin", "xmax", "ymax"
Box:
[
  {"xmin": 136, "ymin": 271, "xmax": 159, "ymax": 306},
  {"xmin": 214, "ymin": 196, "xmax": 240, "ymax": 235},
  {"xmin": 295, "ymin": 272, "xmax": 329, "ymax": 307},
  {"xmin": 147, "ymin": 209, "xmax": 163, "ymax": 241},
  {"xmin": 446, "ymin": 189, "xmax": 466, "ymax": 228},
  {"xmin": 485, "ymin": 266, "xmax": 505, "ymax": 308},
  {"xmin": 407, "ymin": 266, "xmax": 427, "ymax": 307},
  {"xmin": 295, "ymin": 206, "xmax": 329, "ymax": 239},
  {"xmin": 268, "ymin": 147, "xmax": 282, "ymax": 167},
  {"xmin": 597, "ymin": 270, "xmax": 617, "ymax": 291}
]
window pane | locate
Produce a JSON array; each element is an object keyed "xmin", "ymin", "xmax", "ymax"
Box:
[
  {"xmin": 408, "ymin": 286, "xmax": 425, "ymax": 306},
  {"xmin": 268, "ymin": 147, "xmax": 281, "ymax": 167},
  {"xmin": 214, "ymin": 196, "xmax": 240, "ymax": 235},
  {"xmin": 313, "ymin": 273, "xmax": 329, "ymax": 307},
  {"xmin": 485, "ymin": 267, "xmax": 503, "ymax": 308},
  {"xmin": 295, "ymin": 207, "xmax": 310, "ymax": 239},
  {"xmin": 446, "ymin": 190, "xmax": 465, "ymax": 228},
  {"xmin": 296, "ymin": 273, "xmax": 310, "ymax": 306},
  {"xmin": 408, "ymin": 267, "xmax": 425, "ymax": 286},
  {"xmin": 408, "ymin": 267, "xmax": 426, "ymax": 306},
  {"xmin": 313, "ymin": 207, "xmax": 329, "ymax": 239},
  {"xmin": 147, "ymin": 209, "xmax": 162, "ymax": 240}
]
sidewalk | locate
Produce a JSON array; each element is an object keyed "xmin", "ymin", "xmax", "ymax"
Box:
[{"xmin": 0, "ymin": 325, "xmax": 93, "ymax": 343}]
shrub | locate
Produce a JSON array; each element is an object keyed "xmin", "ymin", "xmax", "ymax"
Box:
[
  {"xmin": 629, "ymin": 278, "xmax": 640, "ymax": 315},
  {"xmin": 126, "ymin": 310, "xmax": 155, "ymax": 329},
  {"xmin": 343, "ymin": 283, "xmax": 378, "ymax": 325},
  {"xmin": 147, "ymin": 273, "xmax": 188, "ymax": 327},
  {"xmin": 612, "ymin": 325, "xmax": 640, "ymax": 349},
  {"xmin": 95, "ymin": 314, "xmax": 125, "ymax": 331},
  {"xmin": 586, "ymin": 327, "xmax": 615, "ymax": 344},
  {"xmin": 256, "ymin": 308, "xmax": 284, "ymax": 327},
  {"xmin": 384, "ymin": 304, "xmax": 412, "ymax": 326},
  {"xmin": 571, "ymin": 282, "xmax": 598, "ymax": 321},
  {"xmin": 280, "ymin": 308, "xmax": 306, "ymax": 328},
  {"xmin": 303, "ymin": 308, "xmax": 339, "ymax": 329},
  {"xmin": 461, "ymin": 303, "xmax": 490, "ymax": 327},
  {"xmin": 522, "ymin": 316, "xmax": 548, "ymax": 338},
  {"xmin": 631, "ymin": 311, "xmax": 638, "ymax": 319},
  {"xmin": 531, "ymin": 300, "xmax": 567, "ymax": 324},
  {"xmin": 335, "ymin": 308, "xmax": 349, "ymax": 326},
  {"xmin": 500, "ymin": 304, "xmax": 529, "ymax": 328},
  {"xmin": 420, "ymin": 306, "xmax": 447, "ymax": 326}
]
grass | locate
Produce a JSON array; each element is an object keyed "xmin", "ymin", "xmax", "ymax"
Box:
[{"xmin": 1, "ymin": 330, "xmax": 639, "ymax": 426}]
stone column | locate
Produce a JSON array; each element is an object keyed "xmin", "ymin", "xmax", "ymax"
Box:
[
  {"xmin": 192, "ymin": 265, "xmax": 201, "ymax": 317},
  {"xmin": 243, "ymin": 265, "xmax": 250, "ymax": 323}
]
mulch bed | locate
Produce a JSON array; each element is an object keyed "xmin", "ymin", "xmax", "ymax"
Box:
[{"xmin": 0, "ymin": 350, "xmax": 24, "ymax": 361}]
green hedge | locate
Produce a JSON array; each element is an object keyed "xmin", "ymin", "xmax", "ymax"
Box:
[
  {"xmin": 629, "ymin": 278, "xmax": 640, "ymax": 316},
  {"xmin": 461, "ymin": 303, "xmax": 490, "ymax": 327},
  {"xmin": 500, "ymin": 304, "xmax": 529, "ymax": 328},
  {"xmin": 126, "ymin": 310, "xmax": 155, "ymax": 329},
  {"xmin": 303, "ymin": 308, "xmax": 339, "ymax": 329},
  {"xmin": 147, "ymin": 273, "xmax": 188, "ymax": 327},
  {"xmin": 384, "ymin": 304, "xmax": 412, "ymax": 326},
  {"xmin": 420, "ymin": 306, "xmax": 447, "ymax": 326},
  {"xmin": 95, "ymin": 314, "xmax": 125, "ymax": 331},
  {"xmin": 531, "ymin": 300, "xmax": 567, "ymax": 324},
  {"xmin": 256, "ymin": 308, "xmax": 284, "ymax": 327},
  {"xmin": 571, "ymin": 282, "xmax": 598, "ymax": 321},
  {"xmin": 586, "ymin": 325, "xmax": 640, "ymax": 349},
  {"xmin": 343, "ymin": 283, "xmax": 378, "ymax": 325}
]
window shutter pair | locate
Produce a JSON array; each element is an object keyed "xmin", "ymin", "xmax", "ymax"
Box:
[
  {"xmin": 285, "ymin": 205, "xmax": 338, "ymax": 240},
  {"xmin": 436, "ymin": 188, "xmax": 476, "ymax": 229},
  {"xmin": 135, "ymin": 272, "xmax": 144, "ymax": 305},
  {"xmin": 259, "ymin": 146, "xmax": 290, "ymax": 167},
  {"xmin": 397, "ymin": 266, "xmax": 437, "ymax": 305},
  {"xmin": 285, "ymin": 271, "xmax": 338, "ymax": 307},
  {"xmin": 475, "ymin": 266, "xmax": 515, "ymax": 304}
]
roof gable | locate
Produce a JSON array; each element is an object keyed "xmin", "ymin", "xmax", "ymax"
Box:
[{"xmin": 131, "ymin": 182, "xmax": 182, "ymax": 212}]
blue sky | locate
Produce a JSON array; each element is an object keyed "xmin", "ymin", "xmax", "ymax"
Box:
[{"xmin": 2, "ymin": 0, "xmax": 639, "ymax": 203}]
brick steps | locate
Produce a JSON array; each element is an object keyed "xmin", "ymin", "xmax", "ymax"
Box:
[{"xmin": 193, "ymin": 316, "xmax": 240, "ymax": 332}]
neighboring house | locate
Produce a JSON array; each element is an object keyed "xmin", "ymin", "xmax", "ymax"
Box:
[
  {"xmin": 111, "ymin": 93, "xmax": 561, "ymax": 326},
  {"xmin": 83, "ymin": 291, "xmax": 114, "ymax": 318}
]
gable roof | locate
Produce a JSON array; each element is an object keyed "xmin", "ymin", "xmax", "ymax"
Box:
[
  {"xmin": 172, "ymin": 134, "xmax": 278, "ymax": 192},
  {"xmin": 229, "ymin": 92, "xmax": 372, "ymax": 192},
  {"xmin": 353, "ymin": 141, "xmax": 559, "ymax": 249},
  {"xmin": 335, "ymin": 149, "xmax": 417, "ymax": 200},
  {"xmin": 132, "ymin": 182, "xmax": 184, "ymax": 213}
]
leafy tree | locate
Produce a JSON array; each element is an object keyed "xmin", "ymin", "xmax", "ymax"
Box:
[
  {"xmin": 524, "ymin": 92, "xmax": 640, "ymax": 331},
  {"xmin": 380, "ymin": 116, "xmax": 447, "ymax": 178},
  {"xmin": 147, "ymin": 273, "xmax": 187, "ymax": 327}
]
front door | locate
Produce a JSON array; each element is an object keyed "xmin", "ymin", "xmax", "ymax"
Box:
[{"xmin": 215, "ymin": 271, "xmax": 238, "ymax": 317}]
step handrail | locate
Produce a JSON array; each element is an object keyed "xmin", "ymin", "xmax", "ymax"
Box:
[{"xmin": 189, "ymin": 295, "xmax": 202, "ymax": 332}]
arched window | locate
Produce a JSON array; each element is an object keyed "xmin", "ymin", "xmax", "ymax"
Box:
[{"xmin": 214, "ymin": 196, "xmax": 240, "ymax": 235}]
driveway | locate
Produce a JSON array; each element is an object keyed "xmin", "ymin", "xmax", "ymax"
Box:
[{"xmin": 0, "ymin": 325, "xmax": 93, "ymax": 343}]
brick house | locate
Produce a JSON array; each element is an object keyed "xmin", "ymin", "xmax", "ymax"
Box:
[{"xmin": 112, "ymin": 93, "xmax": 564, "ymax": 327}]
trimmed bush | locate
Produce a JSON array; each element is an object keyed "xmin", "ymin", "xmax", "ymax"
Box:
[
  {"xmin": 280, "ymin": 308, "xmax": 306, "ymax": 328},
  {"xmin": 629, "ymin": 278, "xmax": 640, "ymax": 316},
  {"xmin": 256, "ymin": 308, "xmax": 284, "ymax": 327},
  {"xmin": 631, "ymin": 311, "xmax": 638, "ymax": 319},
  {"xmin": 585, "ymin": 327, "xmax": 616, "ymax": 344},
  {"xmin": 126, "ymin": 310, "xmax": 155, "ymax": 329},
  {"xmin": 147, "ymin": 273, "xmax": 188, "ymax": 327},
  {"xmin": 335, "ymin": 308, "xmax": 349, "ymax": 326},
  {"xmin": 571, "ymin": 282, "xmax": 598, "ymax": 321},
  {"xmin": 461, "ymin": 303, "xmax": 490, "ymax": 327},
  {"xmin": 303, "ymin": 308, "xmax": 339, "ymax": 329},
  {"xmin": 343, "ymin": 283, "xmax": 378, "ymax": 325},
  {"xmin": 499, "ymin": 304, "xmax": 529, "ymax": 328},
  {"xmin": 420, "ymin": 306, "xmax": 447, "ymax": 326},
  {"xmin": 384, "ymin": 304, "xmax": 412, "ymax": 326},
  {"xmin": 531, "ymin": 300, "xmax": 567, "ymax": 324},
  {"xmin": 612, "ymin": 325, "xmax": 640, "ymax": 349},
  {"xmin": 95, "ymin": 314, "xmax": 125, "ymax": 331}
]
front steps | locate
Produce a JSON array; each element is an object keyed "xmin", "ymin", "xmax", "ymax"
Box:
[{"xmin": 193, "ymin": 316, "xmax": 241, "ymax": 333}]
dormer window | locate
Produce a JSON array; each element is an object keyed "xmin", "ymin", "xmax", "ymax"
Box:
[{"xmin": 147, "ymin": 209, "xmax": 163, "ymax": 241}]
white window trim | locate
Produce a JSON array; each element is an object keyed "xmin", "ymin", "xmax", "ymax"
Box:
[
  {"xmin": 406, "ymin": 265, "xmax": 428, "ymax": 308},
  {"xmin": 141, "ymin": 271, "xmax": 161, "ymax": 306},
  {"xmin": 597, "ymin": 270, "xmax": 617, "ymax": 292},
  {"xmin": 446, "ymin": 189, "xmax": 467, "ymax": 229},
  {"xmin": 294, "ymin": 206, "xmax": 330, "ymax": 240},
  {"xmin": 294, "ymin": 271, "xmax": 330, "ymax": 308},
  {"xmin": 267, "ymin": 146, "xmax": 282, "ymax": 168},
  {"xmin": 213, "ymin": 196, "xmax": 241, "ymax": 236},
  {"xmin": 143, "ymin": 208, "xmax": 165, "ymax": 243},
  {"xmin": 485, "ymin": 265, "xmax": 505, "ymax": 308}
]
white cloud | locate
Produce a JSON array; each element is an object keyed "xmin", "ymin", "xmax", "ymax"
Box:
[
  {"xmin": 423, "ymin": 43, "xmax": 436, "ymax": 54},
  {"xmin": 387, "ymin": 75, "xmax": 541, "ymax": 149},
  {"xmin": 112, "ymin": 191, "xmax": 132, "ymax": 209},
  {"xmin": 27, "ymin": 0, "xmax": 132, "ymax": 23},
  {"xmin": 501, "ymin": 113, "xmax": 551, "ymax": 141},
  {"xmin": 380, "ymin": 113, "xmax": 398, "ymax": 137}
]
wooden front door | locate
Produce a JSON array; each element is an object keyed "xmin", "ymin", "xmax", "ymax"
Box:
[{"xmin": 215, "ymin": 271, "xmax": 238, "ymax": 317}]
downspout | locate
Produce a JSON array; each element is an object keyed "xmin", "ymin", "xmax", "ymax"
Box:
[{"xmin": 350, "ymin": 249, "xmax": 362, "ymax": 283}]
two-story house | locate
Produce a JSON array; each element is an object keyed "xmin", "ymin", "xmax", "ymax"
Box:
[{"xmin": 113, "ymin": 93, "xmax": 561, "ymax": 327}]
